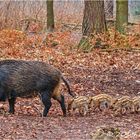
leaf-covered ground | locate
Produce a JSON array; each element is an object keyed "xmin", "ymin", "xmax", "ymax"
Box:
[{"xmin": 0, "ymin": 29, "xmax": 140, "ymax": 139}]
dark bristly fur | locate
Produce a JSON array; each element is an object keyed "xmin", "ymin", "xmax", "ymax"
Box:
[{"xmin": 0, "ymin": 59, "xmax": 74, "ymax": 117}]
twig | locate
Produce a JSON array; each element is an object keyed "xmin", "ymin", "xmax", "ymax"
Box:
[{"xmin": 100, "ymin": 47, "xmax": 140, "ymax": 53}]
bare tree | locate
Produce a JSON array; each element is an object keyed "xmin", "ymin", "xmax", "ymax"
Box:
[
  {"xmin": 46, "ymin": 0, "xmax": 54, "ymax": 32},
  {"xmin": 78, "ymin": 0, "xmax": 107, "ymax": 51},
  {"xmin": 4, "ymin": 1, "xmax": 11, "ymax": 28},
  {"xmin": 82, "ymin": 0, "xmax": 107, "ymax": 36},
  {"xmin": 116, "ymin": 0, "xmax": 128, "ymax": 33}
]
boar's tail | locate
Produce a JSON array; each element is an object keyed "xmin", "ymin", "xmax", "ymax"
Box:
[{"xmin": 61, "ymin": 76, "xmax": 75, "ymax": 98}]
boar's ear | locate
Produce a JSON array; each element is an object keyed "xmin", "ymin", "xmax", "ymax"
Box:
[
  {"xmin": 67, "ymin": 99, "xmax": 74, "ymax": 110},
  {"xmin": 88, "ymin": 97, "xmax": 92, "ymax": 102},
  {"xmin": 112, "ymin": 98, "xmax": 118, "ymax": 105},
  {"xmin": 74, "ymin": 93, "xmax": 79, "ymax": 99},
  {"xmin": 68, "ymin": 99, "xmax": 74, "ymax": 105}
]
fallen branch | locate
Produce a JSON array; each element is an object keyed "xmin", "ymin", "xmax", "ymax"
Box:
[{"xmin": 100, "ymin": 47, "xmax": 140, "ymax": 53}]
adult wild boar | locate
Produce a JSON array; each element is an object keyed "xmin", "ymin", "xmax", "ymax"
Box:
[{"xmin": 0, "ymin": 59, "xmax": 75, "ymax": 117}]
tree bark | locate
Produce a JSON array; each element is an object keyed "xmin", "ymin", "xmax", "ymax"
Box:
[
  {"xmin": 46, "ymin": 0, "xmax": 54, "ymax": 32},
  {"xmin": 77, "ymin": 0, "xmax": 107, "ymax": 52},
  {"xmin": 82, "ymin": 0, "xmax": 107, "ymax": 36},
  {"xmin": 116, "ymin": 0, "xmax": 128, "ymax": 33}
]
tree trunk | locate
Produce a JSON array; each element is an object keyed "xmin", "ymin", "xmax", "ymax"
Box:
[
  {"xmin": 82, "ymin": 0, "xmax": 107, "ymax": 36},
  {"xmin": 116, "ymin": 0, "xmax": 128, "ymax": 33},
  {"xmin": 47, "ymin": 0, "xmax": 54, "ymax": 32},
  {"xmin": 77, "ymin": 0, "xmax": 107, "ymax": 52}
]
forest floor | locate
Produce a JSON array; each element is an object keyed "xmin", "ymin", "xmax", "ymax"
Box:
[{"xmin": 0, "ymin": 29, "xmax": 139, "ymax": 139}]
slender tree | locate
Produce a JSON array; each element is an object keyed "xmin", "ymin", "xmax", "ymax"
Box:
[
  {"xmin": 78, "ymin": 0, "xmax": 107, "ymax": 51},
  {"xmin": 39, "ymin": 0, "xmax": 54, "ymax": 47},
  {"xmin": 116, "ymin": 0, "xmax": 128, "ymax": 33},
  {"xmin": 47, "ymin": 0, "xmax": 54, "ymax": 32}
]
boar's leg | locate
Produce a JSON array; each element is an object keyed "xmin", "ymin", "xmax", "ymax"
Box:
[
  {"xmin": 40, "ymin": 90, "xmax": 52, "ymax": 117},
  {"xmin": 53, "ymin": 94, "xmax": 66, "ymax": 117},
  {"xmin": 8, "ymin": 90, "xmax": 16, "ymax": 114},
  {"xmin": 0, "ymin": 87, "xmax": 7, "ymax": 101},
  {"xmin": 8, "ymin": 98, "xmax": 16, "ymax": 114}
]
